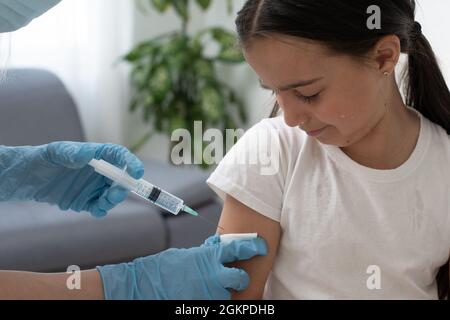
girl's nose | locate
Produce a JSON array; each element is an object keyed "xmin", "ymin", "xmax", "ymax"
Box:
[{"xmin": 277, "ymin": 94, "xmax": 311, "ymax": 127}]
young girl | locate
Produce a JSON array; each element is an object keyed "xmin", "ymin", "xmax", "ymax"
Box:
[{"xmin": 206, "ymin": 0, "xmax": 449, "ymax": 299}]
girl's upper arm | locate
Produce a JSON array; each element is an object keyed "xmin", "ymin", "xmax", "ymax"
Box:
[{"xmin": 217, "ymin": 194, "xmax": 281, "ymax": 300}]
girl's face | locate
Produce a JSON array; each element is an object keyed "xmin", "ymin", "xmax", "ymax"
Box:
[{"xmin": 244, "ymin": 35, "xmax": 388, "ymax": 147}]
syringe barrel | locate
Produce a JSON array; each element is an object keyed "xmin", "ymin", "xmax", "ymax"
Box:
[
  {"xmin": 89, "ymin": 159, "xmax": 184, "ymax": 215},
  {"xmin": 134, "ymin": 179, "xmax": 184, "ymax": 215},
  {"xmin": 89, "ymin": 159, "xmax": 138, "ymax": 190}
]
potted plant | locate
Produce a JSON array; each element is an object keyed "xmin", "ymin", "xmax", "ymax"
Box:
[{"xmin": 124, "ymin": 0, "xmax": 248, "ymax": 169}]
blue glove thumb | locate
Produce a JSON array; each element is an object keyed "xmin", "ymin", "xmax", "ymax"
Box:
[
  {"xmin": 203, "ymin": 235, "xmax": 268, "ymax": 292},
  {"xmin": 218, "ymin": 237, "xmax": 268, "ymax": 264}
]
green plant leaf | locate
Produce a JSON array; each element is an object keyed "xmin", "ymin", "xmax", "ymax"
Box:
[
  {"xmin": 210, "ymin": 28, "xmax": 244, "ymax": 63},
  {"xmin": 172, "ymin": 0, "xmax": 189, "ymax": 21},
  {"xmin": 200, "ymin": 85, "xmax": 224, "ymax": 123},
  {"xmin": 161, "ymin": 35, "xmax": 190, "ymax": 74},
  {"xmin": 129, "ymin": 98, "xmax": 139, "ymax": 112},
  {"xmin": 170, "ymin": 115, "xmax": 187, "ymax": 132},
  {"xmin": 193, "ymin": 58, "xmax": 214, "ymax": 79},
  {"xmin": 150, "ymin": 0, "xmax": 171, "ymax": 12},
  {"xmin": 195, "ymin": 0, "xmax": 211, "ymax": 10},
  {"xmin": 150, "ymin": 65, "xmax": 172, "ymax": 98},
  {"xmin": 123, "ymin": 41, "xmax": 155, "ymax": 62},
  {"xmin": 210, "ymin": 28, "xmax": 234, "ymax": 45},
  {"xmin": 124, "ymin": 7, "xmax": 248, "ymax": 168}
]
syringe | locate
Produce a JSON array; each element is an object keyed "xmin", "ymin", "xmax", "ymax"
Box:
[{"xmin": 88, "ymin": 159, "xmax": 199, "ymax": 217}]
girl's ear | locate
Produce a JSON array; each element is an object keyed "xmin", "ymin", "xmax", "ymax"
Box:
[{"xmin": 372, "ymin": 35, "xmax": 401, "ymax": 74}]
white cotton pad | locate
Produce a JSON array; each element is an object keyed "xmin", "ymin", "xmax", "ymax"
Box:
[{"xmin": 220, "ymin": 233, "xmax": 258, "ymax": 244}]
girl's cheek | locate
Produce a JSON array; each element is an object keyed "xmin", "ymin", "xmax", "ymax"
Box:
[{"xmin": 325, "ymin": 94, "xmax": 359, "ymax": 122}]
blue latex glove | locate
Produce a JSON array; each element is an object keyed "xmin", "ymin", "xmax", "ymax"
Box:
[
  {"xmin": 0, "ymin": 0, "xmax": 62, "ymax": 33},
  {"xmin": 97, "ymin": 235, "xmax": 268, "ymax": 300},
  {"xmin": 0, "ymin": 142, "xmax": 144, "ymax": 217}
]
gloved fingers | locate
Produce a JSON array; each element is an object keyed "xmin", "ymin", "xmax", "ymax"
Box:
[
  {"xmin": 86, "ymin": 186, "xmax": 129, "ymax": 218},
  {"xmin": 61, "ymin": 172, "xmax": 105, "ymax": 212},
  {"xmin": 219, "ymin": 237, "xmax": 268, "ymax": 264},
  {"xmin": 86, "ymin": 200, "xmax": 108, "ymax": 218},
  {"xmin": 201, "ymin": 234, "xmax": 221, "ymax": 247},
  {"xmin": 45, "ymin": 142, "xmax": 145, "ymax": 180},
  {"xmin": 95, "ymin": 144, "xmax": 145, "ymax": 180},
  {"xmin": 123, "ymin": 152, "xmax": 145, "ymax": 180},
  {"xmin": 218, "ymin": 266, "xmax": 250, "ymax": 292},
  {"xmin": 45, "ymin": 142, "xmax": 97, "ymax": 169},
  {"xmin": 104, "ymin": 185, "xmax": 130, "ymax": 206}
]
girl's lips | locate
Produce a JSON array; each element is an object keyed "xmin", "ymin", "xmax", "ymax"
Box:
[{"xmin": 306, "ymin": 126, "xmax": 328, "ymax": 136}]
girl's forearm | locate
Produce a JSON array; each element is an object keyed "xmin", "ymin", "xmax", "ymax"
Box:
[{"xmin": 0, "ymin": 269, "xmax": 104, "ymax": 300}]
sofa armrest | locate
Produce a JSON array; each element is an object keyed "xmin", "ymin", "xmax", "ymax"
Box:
[{"xmin": 0, "ymin": 68, "xmax": 85, "ymax": 146}]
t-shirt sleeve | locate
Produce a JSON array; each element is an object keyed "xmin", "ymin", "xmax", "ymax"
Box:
[{"xmin": 206, "ymin": 119, "xmax": 288, "ymax": 222}]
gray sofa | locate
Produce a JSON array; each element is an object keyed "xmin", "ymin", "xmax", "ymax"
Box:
[{"xmin": 0, "ymin": 69, "xmax": 222, "ymax": 272}]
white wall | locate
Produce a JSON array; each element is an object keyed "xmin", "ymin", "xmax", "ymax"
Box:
[
  {"xmin": 415, "ymin": 1, "xmax": 450, "ymax": 79},
  {"xmin": 7, "ymin": 0, "xmax": 135, "ymax": 145}
]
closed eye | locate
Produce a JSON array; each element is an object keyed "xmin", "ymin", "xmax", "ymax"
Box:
[
  {"xmin": 267, "ymin": 88, "xmax": 321, "ymax": 104},
  {"xmin": 293, "ymin": 91, "xmax": 321, "ymax": 104}
]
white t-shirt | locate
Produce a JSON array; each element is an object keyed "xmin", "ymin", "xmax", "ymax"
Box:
[{"xmin": 206, "ymin": 106, "xmax": 450, "ymax": 299}]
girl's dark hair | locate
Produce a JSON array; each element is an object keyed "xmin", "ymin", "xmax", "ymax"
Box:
[{"xmin": 236, "ymin": 0, "xmax": 449, "ymax": 299}]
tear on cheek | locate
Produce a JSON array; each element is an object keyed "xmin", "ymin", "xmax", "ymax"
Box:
[{"xmin": 339, "ymin": 113, "xmax": 356, "ymax": 120}]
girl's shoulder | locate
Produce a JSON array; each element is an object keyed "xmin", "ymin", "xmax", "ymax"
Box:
[{"xmin": 421, "ymin": 113, "xmax": 450, "ymax": 157}]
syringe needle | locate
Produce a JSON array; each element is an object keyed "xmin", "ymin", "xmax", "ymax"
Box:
[
  {"xmin": 195, "ymin": 213, "xmax": 226, "ymax": 232},
  {"xmin": 182, "ymin": 205, "xmax": 199, "ymax": 217},
  {"xmin": 183, "ymin": 205, "xmax": 225, "ymax": 232}
]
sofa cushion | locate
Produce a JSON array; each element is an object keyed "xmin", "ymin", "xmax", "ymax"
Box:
[{"xmin": 0, "ymin": 199, "xmax": 167, "ymax": 272}]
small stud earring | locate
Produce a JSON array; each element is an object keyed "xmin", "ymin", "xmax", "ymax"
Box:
[{"xmin": 383, "ymin": 71, "xmax": 389, "ymax": 76}]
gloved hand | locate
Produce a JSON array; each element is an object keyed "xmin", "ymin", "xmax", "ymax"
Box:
[
  {"xmin": 0, "ymin": 142, "xmax": 144, "ymax": 217},
  {"xmin": 0, "ymin": 0, "xmax": 62, "ymax": 33},
  {"xmin": 97, "ymin": 235, "xmax": 268, "ymax": 300}
]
